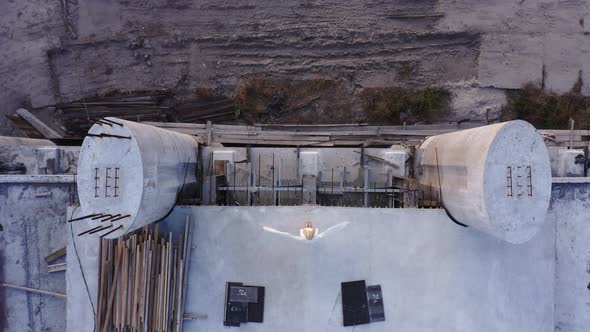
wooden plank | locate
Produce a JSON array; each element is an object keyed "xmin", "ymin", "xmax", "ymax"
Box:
[
  {"xmin": 206, "ymin": 121, "xmax": 213, "ymax": 145},
  {"xmin": 183, "ymin": 313, "xmax": 208, "ymax": 320},
  {"xmin": 114, "ymin": 240, "xmax": 121, "ymax": 331},
  {"xmin": 170, "ymin": 247, "xmax": 178, "ymax": 331},
  {"xmin": 538, "ymin": 129, "xmax": 590, "ymax": 136},
  {"xmin": 45, "ymin": 247, "xmax": 66, "ymax": 263},
  {"xmin": 142, "ymin": 122, "xmax": 207, "ymax": 129},
  {"xmin": 256, "ymin": 122, "xmax": 370, "ymax": 127},
  {"xmin": 214, "ymin": 134, "xmax": 331, "ymax": 142},
  {"xmin": 15, "ymin": 108, "xmax": 62, "ymax": 139},
  {"xmin": 96, "ymin": 240, "xmax": 106, "ymax": 330},
  {"xmin": 156, "ymin": 244, "xmax": 164, "ymax": 331},
  {"xmin": 164, "ymin": 233, "xmax": 172, "ymax": 331},
  {"xmin": 143, "ymin": 121, "xmax": 484, "ymax": 135},
  {"xmin": 140, "ymin": 121, "xmax": 491, "ymax": 148},
  {"xmin": 5, "ymin": 114, "xmax": 45, "ymax": 138},
  {"xmin": 47, "ymin": 262, "xmax": 67, "ymax": 273},
  {"xmin": 132, "ymin": 240, "xmax": 141, "ymax": 331},
  {"xmin": 144, "ymin": 234, "xmax": 153, "ymax": 332},
  {"xmin": 164, "ymin": 238, "xmax": 171, "ymax": 331},
  {"xmin": 102, "ymin": 242, "xmax": 123, "ymax": 332},
  {"xmin": 178, "ymin": 217, "xmax": 193, "ymax": 332},
  {"xmin": 211, "ymin": 138, "xmax": 334, "ymax": 146},
  {"xmin": 121, "ymin": 239, "xmax": 129, "ymax": 331},
  {"xmin": 1, "ymin": 283, "xmax": 65, "ymax": 298},
  {"xmin": 149, "ymin": 229, "xmax": 160, "ymax": 332},
  {"xmin": 174, "ymin": 233, "xmax": 185, "ymax": 332}
]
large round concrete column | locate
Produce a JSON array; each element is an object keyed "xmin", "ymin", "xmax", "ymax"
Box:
[
  {"xmin": 76, "ymin": 118, "xmax": 199, "ymax": 238},
  {"xmin": 417, "ymin": 120, "xmax": 551, "ymax": 244}
]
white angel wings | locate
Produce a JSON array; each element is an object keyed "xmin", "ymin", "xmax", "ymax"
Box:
[{"xmin": 262, "ymin": 222, "xmax": 350, "ymax": 241}]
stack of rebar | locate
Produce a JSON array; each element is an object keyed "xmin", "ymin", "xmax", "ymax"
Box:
[
  {"xmin": 96, "ymin": 220, "xmax": 192, "ymax": 332},
  {"xmin": 57, "ymin": 93, "xmax": 172, "ymax": 137},
  {"xmin": 55, "ymin": 93, "xmax": 239, "ymax": 138},
  {"xmin": 176, "ymin": 97, "xmax": 238, "ymax": 123}
]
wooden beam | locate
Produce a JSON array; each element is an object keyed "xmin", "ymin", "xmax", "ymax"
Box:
[
  {"xmin": 1, "ymin": 283, "xmax": 65, "ymax": 298},
  {"xmin": 15, "ymin": 108, "xmax": 62, "ymax": 139},
  {"xmin": 45, "ymin": 246, "xmax": 66, "ymax": 263},
  {"xmin": 47, "ymin": 262, "xmax": 67, "ymax": 273}
]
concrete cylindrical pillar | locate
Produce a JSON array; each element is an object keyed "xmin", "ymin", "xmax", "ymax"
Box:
[
  {"xmin": 417, "ymin": 120, "xmax": 551, "ymax": 244},
  {"xmin": 77, "ymin": 118, "xmax": 199, "ymax": 238}
]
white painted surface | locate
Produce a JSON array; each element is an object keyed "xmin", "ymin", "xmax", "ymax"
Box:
[
  {"xmin": 548, "ymin": 147, "xmax": 585, "ymax": 177},
  {"xmin": 300, "ymin": 151, "xmax": 319, "ymax": 176}
]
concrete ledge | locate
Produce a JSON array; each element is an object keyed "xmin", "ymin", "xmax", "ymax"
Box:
[
  {"xmin": 0, "ymin": 174, "xmax": 76, "ymax": 184},
  {"xmin": 552, "ymin": 177, "xmax": 590, "ymax": 184}
]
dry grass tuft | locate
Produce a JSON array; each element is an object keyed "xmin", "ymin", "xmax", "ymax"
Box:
[
  {"xmin": 235, "ymin": 78, "xmax": 355, "ymax": 123},
  {"xmin": 501, "ymin": 74, "xmax": 590, "ymax": 129},
  {"xmin": 360, "ymin": 87, "xmax": 452, "ymax": 124}
]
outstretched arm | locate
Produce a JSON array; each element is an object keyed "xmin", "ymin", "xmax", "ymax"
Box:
[
  {"xmin": 263, "ymin": 226, "xmax": 304, "ymax": 241},
  {"xmin": 316, "ymin": 222, "xmax": 350, "ymax": 239}
]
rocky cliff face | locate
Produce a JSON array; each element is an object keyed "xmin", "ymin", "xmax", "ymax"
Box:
[{"xmin": 1, "ymin": 0, "xmax": 589, "ymax": 134}]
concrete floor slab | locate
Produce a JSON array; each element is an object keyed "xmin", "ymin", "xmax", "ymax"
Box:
[
  {"xmin": 66, "ymin": 204, "xmax": 555, "ymax": 331},
  {"xmin": 177, "ymin": 206, "xmax": 554, "ymax": 332}
]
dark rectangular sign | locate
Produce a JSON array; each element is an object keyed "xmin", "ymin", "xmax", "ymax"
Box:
[
  {"xmin": 224, "ymin": 282, "xmax": 248, "ymax": 326},
  {"xmin": 367, "ymin": 285, "xmax": 385, "ymax": 322},
  {"xmin": 341, "ymin": 280, "xmax": 370, "ymax": 326},
  {"xmin": 229, "ymin": 286, "xmax": 259, "ymax": 303},
  {"xmin": 225, "ymin": 282, "xmax": 265, "ymax": 326},
  {"xmin": 247, "ymin": 286, "xmax": 265, "ymax": 323}
]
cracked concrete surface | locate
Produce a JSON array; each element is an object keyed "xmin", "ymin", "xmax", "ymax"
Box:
[
  {"xmin": 551, "ymin": 183, "xmax": 590, "ymax": 332},
  {"xmin": 0, "ymin": 184, "xmax": 72, "ymax": 332}
]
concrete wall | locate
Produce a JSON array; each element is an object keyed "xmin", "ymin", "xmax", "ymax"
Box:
[
  {"xmin": 58, "ymin": 180, "xmax": 590, "ymax": 332},
  {"xmin": 0, "ymin": 141, "xmax": 78, "ymax": 331},
  {"xmin": 0, "ymin": 183, "xmax": 73, "ymax": 331},
  {"xmin": 65, "ymin": 206, "xmax": 100, "ymax": 332},
  {"xmin": 439, "ymin": 0, "xmax": 590, "ymax": 95},
  {"xmin": 2, "ymin": 1, "xmax": 590, "ymax": 134},
  {"xmin": 550, "ymin": 180, "xmax": 590, "ymax": 332},
  {"xmin": 0, "ymin": 144, "xmax": 79, "ymax": 175}
]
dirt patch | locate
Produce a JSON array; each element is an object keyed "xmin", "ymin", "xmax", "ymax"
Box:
[
  {"xmin": 235, "ymin": 78, "xmax": 454, "ymax": 125},
  {"xmin": 235, "ymin": 78, "xmax": 361, "ymax": 124}
]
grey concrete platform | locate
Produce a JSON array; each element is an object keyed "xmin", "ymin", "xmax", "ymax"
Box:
[
  {"xmin": 183, "ymin": 206, "xmax": 554, "ymax": 332},
  {"xmin": 67, "ymin": 205, "xmax": 555, "ymax": 332}
]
